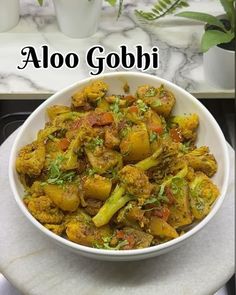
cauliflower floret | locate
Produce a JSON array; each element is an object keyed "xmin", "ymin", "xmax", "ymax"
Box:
[
  {"xmin": 170, "ymin": 114, "xmax": 199, "ymax": 141},
  {"xmin": 110, "ymin": 227, "xmax": 153, "ymax": 250},
  {"xmin": 136, "ymin": 84, "xmax": 175, "ymax": 117},
  {"xmin": 16, "ymin": 141, "xmax": 46, "ymax": 176},
  {"xmin": 44, "ymin": 223, "xmax": 65, "ymax": 235},
  {"xmin": 24, "ymin": 195, "xmax": 64, "ymax": 224},
  {"xmin": 116, "ymin": 201, "xmax": 149, "ymax": 228},
  {"xmin": 65, "ymin": 211, "xmax": 111, "ymax": 247},
  {"xmin": 189, "ymin": 172, "xmax": 219, "ymax": 219},
  {"xmin": 72, "ymin": 80, "xmax": 108, "ymax": 107},
  {"xmin": 184, "ymin": 146, "xmax": 217, "ymax": 177},
  {"xmin": 104, "ymin": 128, "xmax": 120, "ymax": 149},
  {"xmin": 85, "ymin": 146, "xmax": 123, "ymax": 174},
  {"xmin": 47, "ymin": 105, "xmax": 71, "ymax": 121},
  {"xmin": 30, "ymin": 181, "xmax": 45, "ymax": 198},
  {"xmin": 119, "ymin": 165, "xmax": 153, "ymax": 204}
]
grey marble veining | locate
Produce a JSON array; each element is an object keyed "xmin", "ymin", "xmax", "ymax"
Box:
[{"xmin": 0, "ymin": 0, "xmax": 234, "ymax": 97}]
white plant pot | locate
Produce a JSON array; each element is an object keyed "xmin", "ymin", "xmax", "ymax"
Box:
[
  {"xmin": 0, "ymin": 0, "xmax": 20, "ymax": 33},
  {"xmin": 53, "ymin": 0, "xmax": 103, "ymax": 38},
  {"xmin": 203, "ymin": 45, "xmax": 235, "ymax": 89},
  {"xmin": 203, "ymin": 14, "xmax": 235, "ymax": 90}
]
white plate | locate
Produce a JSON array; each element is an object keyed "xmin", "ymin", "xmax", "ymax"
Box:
[
  {"xmin": 0, "ymin": 130, "xmax": 234, "ymax": 295},
  {"xmin": 8, "ymin": 72, "xmax": 230, "ymax": 261}
]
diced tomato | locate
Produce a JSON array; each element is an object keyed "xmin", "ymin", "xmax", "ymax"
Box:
[
  {"xmin": 152, "ymin": 207, "xmax": 170, "ymax": 221},
  {"xmin": 87, "ymin": 112, "xmax": 114, "ymax": 126},
  {"xmin": 128, "ymin": 106, "xmax": 139, "ymax": 113},
  {"xmin": 124, "ymin": 95, "xmax": 135, "ymax": 103},
  {"xmin": 126, "ymin": 235, "xmax": 135, "ymax": 248},
  {"xmin": 165, "ymin": 187, "xmax": 175, "ymax": 205},
  {"xmin": 170, "ymin": 127, "xmax": 183, "ymax": 142},
  {"xmin": 149, "ymin": 125, "xmax": 163, "ymax": 134},
  {"xmin": 71, "ymin": 118, "xmax": 83, "ymax": 130},
  {"xmin": 152, "ymin": 209, "xmax": 163, "ymax": 218},
  {"xmin": 97, "ymin": 112, "xmax": 114, "ymax": 125},
  {"xmin": 161, "ymin": 207, "xmax": 170, "ymax": 221},
  {"xmin": 86, "ymin": 113, "xmax": 97, "ymax": 126},
  {"xmin": 58, "ymin": 138, "xmax": 70, "ymax": 151},
  {"xmin": 116, "ymin": 230, "xmax": 125, "ymax": 239}
]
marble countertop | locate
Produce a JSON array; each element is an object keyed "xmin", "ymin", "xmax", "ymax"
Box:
[
  {"xmin": 0, "ymin": 130, "xmax": 234, "ymax": 295},
  {"xmin": 0, "ymin": 0, "xmax": 234, "ymax": 99}
]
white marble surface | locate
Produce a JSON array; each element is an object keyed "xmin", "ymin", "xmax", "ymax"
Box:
[
  {"xmin": 0, "ymin": 0, "xmax": 234, "ymax": 98},
  {"xmin": 0, "ymin": 130, "xmax": 234, "ymax": 295}
]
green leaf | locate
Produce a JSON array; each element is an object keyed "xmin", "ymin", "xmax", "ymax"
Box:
[
  {"xmin": 105, "ymin": 0, "xmax": 124, "ymax": 19},
  {"xmin": 117, "ymin": 0, "xmax": 124, "ymax": 19},
  {"xmin": 37, "ymin": 0, "xmax": 43, "ymax": 6},
  {"xmin": 159, "ymin": 1, "xmax": 168, "ymax": 9},
  {"xmin": 176, "ymin": 11, "xmax": 227, "ymax": 32},
  {"xmin": 179, "ymin": 1, "xmax": 189, "ymax": 7},
  {"xmin": 105, "ymin": 0, "xmax": 117, "ymax": 6},
  {"xmin": 201, "ymin": 30, "xmax": 234, "ymax": 52},
  {"xmin": 219, "ymin": 0, "xmax": 235, "ymax": 30},
  {"xmin": 136, "ymin": 0, "xmax": 189, "ymax": 21}
]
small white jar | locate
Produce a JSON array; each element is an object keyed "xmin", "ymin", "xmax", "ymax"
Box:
[
  {"xmin": 53, "ymin": 0, "xmax": 103, "ymax": 38},
  {"xmin": 0, "ymin": 0, "xmax": 20, "ymax": 32},
  {"xmin": 203, "ymin": 45, "xmax": 235, "ymax": 89}
]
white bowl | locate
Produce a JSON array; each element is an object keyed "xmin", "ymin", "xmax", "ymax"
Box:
[{"xmin": 9, "ymin": 72, "xmax": 229, "ymax": 261}]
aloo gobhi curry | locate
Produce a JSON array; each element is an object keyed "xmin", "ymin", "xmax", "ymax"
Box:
[{"xmin": 16, "ymin": 80, "xmax": 219, "ymax": 250}]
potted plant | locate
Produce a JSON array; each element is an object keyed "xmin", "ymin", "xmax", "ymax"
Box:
[
  {"xmin": 38, "ymin": 0, "xmax": 103, "ymax": 38},
  {"xmin": 38, "ymin": 0, "xmax": 189, "ymax": 38},
  {"xmin": 175, "ymin": 0, "xmax": 235, "ymax": 89},
  {"xmin": 131, "ymin": 0, "xmax": 235, "ymax": 89},
  {"xmin": 0, "ymin": 0, "xmax": 20, "ymax": 33}
]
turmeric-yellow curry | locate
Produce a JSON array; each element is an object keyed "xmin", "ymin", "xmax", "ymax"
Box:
[{"xmin": 16, "ymin": 80, "xmax": 219, "ymax": 250}]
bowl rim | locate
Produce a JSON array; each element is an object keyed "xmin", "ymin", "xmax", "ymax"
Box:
[{"xmin": 9, "ymin": 71, "xmax": 230, "ymax": 257}]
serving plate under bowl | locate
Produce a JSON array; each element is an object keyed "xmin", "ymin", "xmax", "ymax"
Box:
[{"xmin": 9, "ymin": 72, "xmax": 229, "ymax": 261}]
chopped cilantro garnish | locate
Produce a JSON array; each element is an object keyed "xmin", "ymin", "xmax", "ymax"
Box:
[
  {"xmin": 143, "ymin": 206, "xmax": 160, "ymax": 212},
  {"xmin": 95, "ymin": 236, "xmax": 129, "ymax": 250},
  {"xmin": 86, "ymin": 168, "xmax": 99, "ymax": 177},
  {"xmin": 47, "ymin": 156, "xmax": 76, "ymax": 185},
  {"xmin": 145, "ymin": 87, "xmax": 157, "ymax": 97},
  {"xmin": 149, "ymin": 131, "xmax": 158, "ymax": 143},
  {"xmin": 47, "ymin": 171, "xmax": 76, "ymax": 185},
  {"xmin": 110, "ymin": 96, "xmax": 124, "ymax": 119},
  {"xmin": 171, "ymin": 184, "xmax": 179, "ymax": 195},
  {"xmin": 158, "ymin": 184, "xmax": 165, "ymax": 197},
  {"xmin": 195, "ymin": 198, "xmax": 205, "ymax": 211},
  {"xmin": 86, "ymin": 137, "xmax": 103, "ymax": 150},
  {"xmin": 159, "ymin": 85, "xmax": 166, "ymax": 98},
  {"xmin": 143, "ymin": 197, "xmax": 158, "ymax": 205},
  {"xmin": 48, "ymin": 155, "xmax": 64, "ymax": 179},
  {"xmin": 48, "ymin": 134, "xmax": 56, "ymax": 141},
  {"xmin": 120, "ymin": 126, "xmax": 131, "ymax": 138},
  {"xmin": 152, "ymin": 99, "xmax": 162, "ymax": 107},
  {"xmin": 180, "ymin": 142, "xmax": 191, "ymax": 154},
  {"xmin": 137, "ymin": 99, "xmax": 149, "ymax": 113},
  {"xmin": 105, "ymin": 168, "xmax": 118, "ymax": 180},
  {"xmin": 144, "ymin": 193, "xmax": 169, "ymax": 207},
  {"xmin": 110, "ymin": 96, "xmax": 121, "ymax": 114},
  {"xmin": 171, "ymin": 178, "xmax": 182, "ymax": 194}
]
